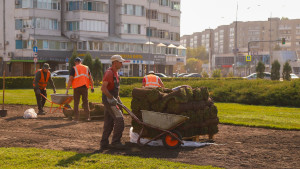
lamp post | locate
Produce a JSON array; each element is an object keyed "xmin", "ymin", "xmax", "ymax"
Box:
[
  {"xmin": 234, "ymin": 2, "xmax": 238, "ymax": 76},
  {"xmin": 148, "ymin": 0, "xmax": 151, "ymax": 73}
]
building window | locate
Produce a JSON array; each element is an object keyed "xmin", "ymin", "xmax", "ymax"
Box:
[
  {"xmin": 124, "ymin": 24, "xmax": 141, "ymax": 34},
  {"xmin": 171, "ymin": 1, "xmax": 180, "ymax": 10},
  {"xmin": 16, "ymin": 40, "xmax": 23, "ymax": 49},
  {"xmin": 67, "ymin": 1, "xmax": 106, "ymax": 12},
  {"xmin": 43, "ymin": 40, "xmax": 48, "ymax": 49},
  {"xmin": 146, "ymin": 10, "xmax": 158, "ymax": 19},
  {"xmin": 67, "ymin": 21, "xmax": 79, "ymax": 31},
  {"xmin": 60, "ymin": 42, "xmax": 67, "ymax": 50},
  {"xmin": 146, "ymin": 27, "xmax": 157, "ymax": 37},
  {"xmin": 159, "ymin": 0, "xmax": 169, "ymax": 6},
  {"xmin": 15, "ymin": 19, "xmax": 23, "ymax": 30}
]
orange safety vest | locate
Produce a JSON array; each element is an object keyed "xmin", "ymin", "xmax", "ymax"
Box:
[
  {"xmin": 145, "ymin": 74, "xmax": 161, "ymax": 87},
  {"xmin": 72, "ymin": 64, "xmax": 90, "ymax": 89},
  {"xmin": 33, "ymin": 69, "xmax": 50, "ymax": 89}
]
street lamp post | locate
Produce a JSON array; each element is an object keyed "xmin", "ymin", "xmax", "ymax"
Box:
[{"xmin": 234, "ymin": 2, "xmax": 238, "ymax": 76}]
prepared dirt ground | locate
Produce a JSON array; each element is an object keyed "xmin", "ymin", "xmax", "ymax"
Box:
[{"xmin": 0, "ymin": 105, "xmax": 299, "ymax": 169}]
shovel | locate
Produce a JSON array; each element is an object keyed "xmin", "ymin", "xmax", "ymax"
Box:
[{"xmin": 0, "ymin": 69, "xmax": 7, "ymax": 117}]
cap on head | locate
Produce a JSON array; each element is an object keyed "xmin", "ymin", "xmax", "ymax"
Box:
[
  {"xmin": 75, "ymin": 57, "xmax": 82, "ymax": 62},
  {"xmin": 111, "ymin": 55, "xmax": 125, "ymax": 63},
  {"xmin": 42, "ymin": 63, "xmax": 51, "ymax": 70},
  {"xmin": 148, "ymin": 71, "xmax": 155, "ymax": 74}
]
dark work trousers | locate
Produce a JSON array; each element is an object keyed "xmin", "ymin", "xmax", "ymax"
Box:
[
  {"xmin": 73, "ymin": 86, "xmax": 90, "ymax": 120},
  {"xmin": 34, "ymin": 88, "xmax": 47, "ymax": 113},
  {"xmin": 100, "ymin": 74, "xmax": 124, "ymax": 146}
]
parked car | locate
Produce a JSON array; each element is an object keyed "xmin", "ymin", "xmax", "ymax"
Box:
[
  {"xmin": 243, "ymin": 72, "xmax": 271, "ymax": 80},
  {"xmin": 177, "ymin": 73, "xmax": 189, "ymax": 77},
  {"xmin": 183, "ymin": 73, "xmax": 202, "ymax": 78},
  {"xmin": 51, "ymin": 70, "xmax": 70, "ymax": 83},
  {"xmin": 290, "ymin": 73, "xmax": 299, "ymax": 79},
  {"xmin": 155, "ymin": 73, "xmax": 168, "ymax": 78}
]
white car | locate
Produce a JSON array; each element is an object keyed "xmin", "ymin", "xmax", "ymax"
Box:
[
  {"xmin": 290, "ymin": 73, "xmax": 299, "ymax": 79},
  {"xmin": 51, "ymin": 70, "xmax": 70, "ymax": 83},
  {"xmin": 243, "ymin": 72, "xmax": 271, "ymax": 80}
]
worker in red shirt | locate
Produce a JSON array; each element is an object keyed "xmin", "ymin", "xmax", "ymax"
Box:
[
  {"xmin": 33, "ymin": 63, "xmax": 56, "ymax": 115},
  {"xmin": 142, "ymin": 71, "xmax": 164, "ymax": 88},
  {"xmin": 66, "ymin": 57, "xmax": 94, "ymax": 122},
  {"xmin": 100, "ymin": 55, "xmax": 125, "ymax": 149}
]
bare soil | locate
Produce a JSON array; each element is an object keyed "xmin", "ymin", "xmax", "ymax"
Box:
[{"xmin": 0, "ymin": 105, "xmax": 299, "ymax": 169}]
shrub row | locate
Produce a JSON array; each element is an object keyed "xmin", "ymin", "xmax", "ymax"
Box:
[
  {"xmin": 0, "ymin": 77, "xmax": 66, "ymax": 89},
  {"xmin": 119, "ymin": 79, "xmax": 300, "ymax": 107}
]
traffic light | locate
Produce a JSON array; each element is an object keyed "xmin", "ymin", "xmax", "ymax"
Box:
[{"xmin": 282, "ymin": 38, "xmax": 286, "ymax": 45}]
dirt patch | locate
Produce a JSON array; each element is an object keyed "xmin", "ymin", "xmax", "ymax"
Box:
[{"xmin": 0, "ymin": 105, "xmax": 299, "ymax": 168}]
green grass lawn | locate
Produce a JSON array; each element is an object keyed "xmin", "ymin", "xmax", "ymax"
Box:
[
  {"xmin": 1, "ymin": 89, "xmax": 299, "ymax": 130},
  {"xmin": 0, "ymin": 147, "xmax": 219, "ymax": 169}
]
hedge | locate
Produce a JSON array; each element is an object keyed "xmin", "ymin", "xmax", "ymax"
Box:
[
  {"xmin": 119, "ymin": 78, "xmax": 300, "ymax": 107},
  {"xmin": 0, "ymin": 77, "xmax": 66, "ymax": 89}
]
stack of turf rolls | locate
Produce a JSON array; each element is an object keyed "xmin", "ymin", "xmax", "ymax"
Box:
[{"xmin": 131, "ymin": 86, "xmax": 219, "ymax": 139}]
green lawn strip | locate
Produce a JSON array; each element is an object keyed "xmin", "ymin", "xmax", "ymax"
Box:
[
  {"xmin": 216, "ymin": 103, "xmax": 300, "ymax": 130},
  {"xmin": 1, "ymin": 89, "xmax": 299, "ymax": 130},
  {"xmin": 0, "ymin": 147, "xmax": 218, "ymax": 169}
]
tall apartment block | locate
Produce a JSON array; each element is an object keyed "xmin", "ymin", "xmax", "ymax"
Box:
[
  {"xmin": 0, "ymin": 0, "xmax": 185, "ymax": 76},
  {"xmin": 181, "ymin": 18, "xmax": 300, "ymax": 76}
]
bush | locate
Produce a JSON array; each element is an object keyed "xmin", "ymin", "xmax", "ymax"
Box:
[
  {"xmin": 282, "ymin": 62, "xmax": 292, "ymax": 81},
  {"xmin": 271, "ymin": 60, "xmax": 280, "ymax": 80},
  {"xmin": 0, "ymin": 77, "xmax": 66, "ymax": 89},
  {"xmin": 256, "ymin": 61, "xmax": 265, "ymax": 79},
  {"xmin": 119, "ymin": 78, "xmax": 300, "ymax": 107}
]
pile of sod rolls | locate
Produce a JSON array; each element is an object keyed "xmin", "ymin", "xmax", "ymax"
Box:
[
  {"xmin": 63, "ymin": 102, "xmax": 105, "ymax": 118},
  {"xmin": 131, "ymin": 86, "xmax": 219, "ymax": 139}
]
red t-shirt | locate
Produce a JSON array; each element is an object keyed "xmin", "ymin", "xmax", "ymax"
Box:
[{"xmin": 103, "ymin": 67, "xmax": 119, "ymax": 90}]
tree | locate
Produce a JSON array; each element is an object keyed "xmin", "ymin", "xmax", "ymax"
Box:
[
  {"xmin": 201, "ymin": 70, "xmax": 209, "ymax": 78},
  {"xmin": 83, "ymin": 52, "xmax": 93, "ymax": 70},
  {"xmin": 92, "ymin": 58, "xmax": 103, "ymax": 84},
  {"xmin": 185, "ymin": 58, "xmax": 203, "ymax": 73},
  {"xmin": 186, "ymin": 46, "xmax": 208, "ymax": 62},
  {"xmin": 212, "ymin": 69, "xmax": 222, "ymax": 78},
  {"xmin": 256, "ymin": 61, "xmax": 265, "ymax": 79},
  {"xmin": 271, "ymin": 60, "xmax": 280, "ymax": 80},
  {"xmin": 69, "ymin": 49, "xmax": 78, "ymax": 70},
  {"xmin": 282, "ymin": 61, "xmax": 292, "ymax": 81}
]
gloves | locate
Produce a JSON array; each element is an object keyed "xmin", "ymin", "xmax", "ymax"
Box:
[
  {"xmin": 91, "ymin": 88, "xmax": 94, "ymax": 93},
  {"xmin": 107, "ymin": 97, "xmax": 117, "ymax": 105},
  {"xmin": 36, "ymin": 89, "xmax": 41, "ymax": 95},
  {"xmin": 65, "ymin": 89, "xmax": 68, "ymax": 95}
]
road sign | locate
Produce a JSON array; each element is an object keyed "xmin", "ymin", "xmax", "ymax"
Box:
[
  {"xmin": 246, "ymin": 55, "xmax": 251, "ymax": 61},
  {"xmin": 34, "ymin": 57, "xmax": 38, "ymax": 63},
  {"xmin": 33, "ymin": 46, "xmax": 38, "ymax": 52},
  {"xmin": 34, "ymin": 52, "xmax": 38, "ymax": 57},
  {"xmin": 65, "ymin": 58, "xmax": 69, "ymax": 63}
]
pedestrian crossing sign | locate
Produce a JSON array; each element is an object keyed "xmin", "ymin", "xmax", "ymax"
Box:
[{"xmin": 246, "ymin": 55, "xmax": 251, "ymax": 61}]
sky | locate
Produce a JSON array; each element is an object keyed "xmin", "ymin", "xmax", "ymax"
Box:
[{"xmin": 180, "ymin": 0, "xmax": 300, "ymax": 36}]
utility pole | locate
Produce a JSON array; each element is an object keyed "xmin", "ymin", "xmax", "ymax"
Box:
[
  {"xmin": 234, "ymin": 2, "xmax": 238, "ymax": 76},
  {"xmin": 269, "ymin": 13, "xmax": 272, "ymax": 69},
  {"xmin": 2, "ymin": 0, "xmax": 6, "ymax": 76},
  {"xmin": 148, "ymin": 0, "xmax": 151, "ymax": 73}
]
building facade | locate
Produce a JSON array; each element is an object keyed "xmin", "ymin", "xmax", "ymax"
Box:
[
  {"xmin": 0, "ymin": 0, "xmax": 185, "ymax": 77},
  {"xmin": 181, "ymin": 17, "xmax": 300, "ymax": 76}
]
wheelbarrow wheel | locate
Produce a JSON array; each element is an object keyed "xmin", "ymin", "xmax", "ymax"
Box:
[{"xmin": 162, "ymin": 130, "xmax": 182, "ymax": 149}]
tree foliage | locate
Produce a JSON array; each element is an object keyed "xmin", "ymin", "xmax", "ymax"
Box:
[
  {"xmin": 201, "ymin": 71, "xmax": 209, "ymax": 78},
  {"xmin": 212, "ymin": 69, "xmax": 222, "ymax": 78},
  {"xmin": 185, "ymin": 58, "xmax": 203, "ymax": 73},
  {"xmin": 68, "ymin": 49, "xmax": 78, "ymax": 70},
  {"xmin": 271, "ymin": 60, "xmax": 280, "ymax": 80},
  {"xmin": 92, "ymin": 58, "xmax": 103, "ymax": 84},
  {"xmin": 83, "ymin": 52, "xmax": 93, "ymax": 70},
  {"xmin": 256, "ymin": 61, "xmax": 265, "ymax": 79},
  {"xmin": 282, "ymin": 62, "xmax": 292, "ymax": 81},
  {"xmin": 186, "ymin": 46, "xmax": 208, "ymax": 62}
]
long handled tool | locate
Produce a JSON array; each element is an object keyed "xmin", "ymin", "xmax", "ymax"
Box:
[{"xmin": 0, "ymin": 69, "xmax": 7, "ymax": 117}]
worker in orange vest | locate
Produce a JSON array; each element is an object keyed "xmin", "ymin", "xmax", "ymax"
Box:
[
  {"xmin": 142, "ymin": 71, "xmax": 164, "ymax": 88},
  {"xmin": 33, "ymin": 63, "xmax": 56, "ymax": 115},
  {"xmin": 66, "ymin": 57, "xmax": 94, "ymax": 122}
]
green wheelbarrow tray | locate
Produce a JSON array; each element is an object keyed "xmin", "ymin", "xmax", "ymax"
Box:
[
  {"xmin": 41, "ymin": 94, "xmax": 73, "ymax": 113},
  {"xmin": 117, "ymin": 103, "xmax": 189, "ymax": 149}
]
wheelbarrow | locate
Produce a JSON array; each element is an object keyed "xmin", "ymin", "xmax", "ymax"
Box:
[
  {"xmin": 40, "ymin": 94, "xmax": 73, "ymax": 113},
  {"xmin": 117, "ymin": 103, "xmax": 189, "ymax": 149}
]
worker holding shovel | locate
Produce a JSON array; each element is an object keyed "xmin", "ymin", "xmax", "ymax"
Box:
[{"xmin": 33, "ymin": 63, "xmax": 56, "ymax": 115}]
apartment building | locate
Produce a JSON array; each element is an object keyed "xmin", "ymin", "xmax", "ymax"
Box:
[
  {"xmin": 0, "ymin": 0, "xmax": 184, "ymax": 77},
  {"xmin": 181, "ymin": 17, "xmax": 300, "ymax": 76}
]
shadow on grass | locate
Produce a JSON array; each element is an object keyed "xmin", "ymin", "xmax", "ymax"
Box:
[
  {"xmin": 92, "ymin": 142, "xmax": 202, "ymax": 159},
  {"xmin": 56, "ymin": 153, "xmax": 93, "ymax": 167}
]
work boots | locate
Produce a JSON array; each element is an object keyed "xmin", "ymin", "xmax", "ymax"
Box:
[{"xmin": 37, "ymin": 111, "xmax": 46, "ymax": 115}]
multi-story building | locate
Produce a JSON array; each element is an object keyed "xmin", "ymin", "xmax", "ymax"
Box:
[
  {"xmin": 0, "ymin": 0, "xmax": 185, "ymax": 77},
  {"xmin": 181, "ymin": 17, "xmax": 300, "ymax": 76}
]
